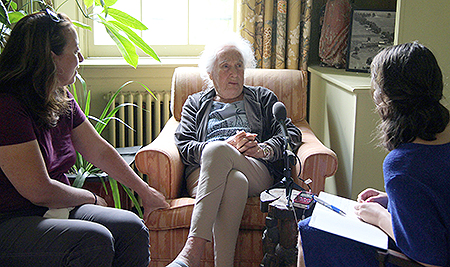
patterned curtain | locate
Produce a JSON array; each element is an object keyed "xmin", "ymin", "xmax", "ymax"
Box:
[{"xmin": 240, "ymin": 0, "xmax": 313, "ymax": 70}]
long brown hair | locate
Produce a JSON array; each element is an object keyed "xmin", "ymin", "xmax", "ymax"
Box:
[
  {"xmin": 371, "ymin": 42, "xmax": 449, "ymax": 151},
  {"xmin": 0, "ymin": 11, "xmax": 73, "ymax": 127}
]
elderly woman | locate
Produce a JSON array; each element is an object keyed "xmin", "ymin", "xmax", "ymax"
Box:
[
  {"xmin": 298, "ymin": 42, "xmax": 450, "ymax": 267},
  {"xmin": 168, "ymin": 35, "xmax": 302, "ymax": 267},
  {"xmin": 0, "ymin": 10, "xmax": 168, "ymax": 266}
]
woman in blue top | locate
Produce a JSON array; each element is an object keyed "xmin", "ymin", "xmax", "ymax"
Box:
[{"xmin": 298, "ymin": 42, "xmax": 450, "ymax": 267}]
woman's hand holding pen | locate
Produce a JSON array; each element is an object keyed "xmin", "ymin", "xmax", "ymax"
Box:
[
  {"xmin": 354, "ymin": 187, "xmax": 393, "ymax": 239},
  {"xmin": 355, "ymin": 188, "xmax": 389, "ymax": 225},
  {"xmin": 357, "ymin": 188, "xmax": 388, "ymax": 208}
]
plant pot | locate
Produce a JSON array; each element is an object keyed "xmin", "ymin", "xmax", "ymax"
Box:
[{"xmin": 67, "ymin": 173, "xmax": 132, "ymax": 210}]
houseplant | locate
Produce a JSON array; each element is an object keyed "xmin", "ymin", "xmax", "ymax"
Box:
[
  {"xmin": 70, "ymin": 75, "xmax": 156, "ymax": 218},
  {"xmin": 0, "ymin": 0, "xmax": 159, "ymax": 67}
]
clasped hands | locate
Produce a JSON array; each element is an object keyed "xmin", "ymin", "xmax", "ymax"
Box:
[{"xmin": 226, "ymin": 130, "xmax": 265, "ymax": 159}]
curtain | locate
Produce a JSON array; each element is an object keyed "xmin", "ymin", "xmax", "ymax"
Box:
[{"xmin": 240, "ymin": 0, "xmax": 313, "ymax": 70}]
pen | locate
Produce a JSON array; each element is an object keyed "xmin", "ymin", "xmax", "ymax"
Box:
[{"xmin": 313, "ymin": 195, "xmax": 346, "ymax": 216}]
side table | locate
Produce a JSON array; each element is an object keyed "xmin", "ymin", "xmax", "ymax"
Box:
[{"xmin": 260, "ymin": 188, "xmax": 314, "ymax": 267}]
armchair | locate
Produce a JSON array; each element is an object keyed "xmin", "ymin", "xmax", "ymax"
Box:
[{"xmin": 135, "ymin": 67, "xmax": 338, "ymax": 266}]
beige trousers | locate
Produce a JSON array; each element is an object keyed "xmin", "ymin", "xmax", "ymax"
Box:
[{"xmin": 186, "ymin": 141, "xmax": 272, "ymax": 267}]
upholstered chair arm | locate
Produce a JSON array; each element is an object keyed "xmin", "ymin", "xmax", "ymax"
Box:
[
  {"xmin": 135, "ymin": 117, "xmax": 185, "ymax": 199},
  {"xmin": 293, "ymin": 120, "xmax": 338, "ymax": 194}
]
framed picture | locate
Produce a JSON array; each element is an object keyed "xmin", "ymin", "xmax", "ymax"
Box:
[{"xmin": 346, "ymin": 9, "xmax": 396, "ymax": 72}]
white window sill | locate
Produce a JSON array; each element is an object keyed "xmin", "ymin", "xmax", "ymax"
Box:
[{"xmin": 80, "ymin": 56, "xmax": 200, "ymax": 67}]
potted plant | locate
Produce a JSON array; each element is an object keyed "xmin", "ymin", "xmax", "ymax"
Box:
[{"xmin": 69, "ymin": 75, "xmax": 155, "ymax": 218}]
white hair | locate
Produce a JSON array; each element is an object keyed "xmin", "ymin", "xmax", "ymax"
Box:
[{"xmin": 198, "ymin": 33, "xmax": 256, "ymax": 87}]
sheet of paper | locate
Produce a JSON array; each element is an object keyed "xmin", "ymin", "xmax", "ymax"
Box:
[{"xmin": 309, "ymin": 191, "xmax": 388, "ymax": 249}]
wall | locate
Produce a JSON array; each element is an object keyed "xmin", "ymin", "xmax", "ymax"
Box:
[{"xmin": 395, "ymin": 0, "xmax": 450, "ymax": 104}]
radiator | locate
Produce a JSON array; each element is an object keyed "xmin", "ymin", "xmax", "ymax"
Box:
[{"xmin": 105, "ymin": 91, "xmax": 171, "ymax": 148}]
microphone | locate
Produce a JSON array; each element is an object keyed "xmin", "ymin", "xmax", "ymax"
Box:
[
  {"xmin": 273, "ymin": 101, "xmax": 287, "ymax": 122},
  {"xmin": 273, "ymin": 102, "xmax": 297, "ymax": 165},
  {"xmin": 272, "ymin": 101, "xmax": 290, "ymax": 144}
]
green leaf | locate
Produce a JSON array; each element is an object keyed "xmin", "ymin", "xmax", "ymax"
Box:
[
  {"xmin": 8, "ymin": 11, "xmax": 26, "ymax": 24},
  {"xmin": 94, "ymin": 81, "xmax": 155, "ymax": 132},
  {"xmin": 70, "ymin": 83, "xmax": 79, "ymax": 104},
  {"xmin": 72, "ymin": 74, "xmax": 90, "ymax": 115},
  {"xmin": 104, "ymin": 0, "xmax": 118, "ymax": 6},
  {"xmin": 133, "ymin": 81, "xmax": 157, "ymax": 100},
  {"xmin": 87, "ymin": 115, "xmax": 106, "ymax": 126},
  {"xmin": 76, "ymin": 73, "xmax": 88, "ymax": 98},
  {"xmin": 99, "ymin": 176, "xmax": 109, "ymax": 195},
  {"xmin": 92, "ymin": 80, "xmax": 140, "ymax": 134},
  {"xmin": 109, "ymin": 21, "xmax": 159, "ymax": 62},
  {"xmin": 94, "ymin": 105, "xmax": 136, "ymax": 134},
  {"xmin": 101, "ymin": 20, "xmax": 138, "ymax": 68},
  {"xmin": 106, "ymin": 8, "xmax": 147, "ymax": 30},
  {"xmin": 122, "ymin": 184, "xmax": 143, "ymax": 218},
  {"xmin": 98, "ymin": 80, "xmax": 132, "ymax": 120},
  {"xmin": 8, "ymin": 1, "xmax": 18, "ymax": 10},
  {"xmin": 95, "ymin": 0, "xmax": 106, "ymax": 7},
  {"xmin": 72, "ymin": 168, "xmax": 91, "ymax": 188},
  {"xmin": 84, "ymin": 90, "xmax": 91, "ymax": 117},
  {"xmin": 72, "ymin": 20, "xmax": 92, "ymax": 30},
  {"xmin": 83, "ymin": 0, "xmax": 94, "ymax": 8},
  {"xmin": 0, "ymin": 1, "xmax": 10, "ymax": 26},
  {"xmin": 75, "ymin": 152, "xmax": 83, "ymax": 170},
  {"xmin": 109, "ymin": 178, "xmax": 121, "ymax": 209},
  {"xmin": 80, "ymin": 77, "xmax": 89, "ymax": 107},
  {"xmin": 73, "ymin": 149, "xmax": 93, "ymax": 172}
]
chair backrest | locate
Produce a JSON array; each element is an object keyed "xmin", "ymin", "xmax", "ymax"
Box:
[{"xmin": 170, "ymin": 67, "xmax": 308, "ymax": 123}]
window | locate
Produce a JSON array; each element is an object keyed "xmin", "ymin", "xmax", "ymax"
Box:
[{"xmin": 87, "ymin": 0, "xmax": 238, "ymax": 58}]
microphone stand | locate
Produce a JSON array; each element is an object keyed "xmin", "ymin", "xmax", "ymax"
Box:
[{"xmin": 266, "ymin": 135, "xmax": 305, "ymax": 208}]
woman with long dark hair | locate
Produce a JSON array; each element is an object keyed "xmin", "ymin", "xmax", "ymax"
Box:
[
  {"xmin": 0, "ymin": 10, "xmax": 169, "ymax": 266},
  {"xmin": 298, "ymin": 42, "xmax": 450, "ymax": 267}
]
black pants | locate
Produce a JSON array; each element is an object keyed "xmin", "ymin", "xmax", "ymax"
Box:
[{"xmin": 0, "ymin": 205, "xmax": 150, "ymax": 267}]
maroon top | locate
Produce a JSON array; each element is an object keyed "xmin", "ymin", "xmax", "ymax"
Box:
[{"xmin": 0, "ymin": 92, "xmax": 86, "ymax": 217}]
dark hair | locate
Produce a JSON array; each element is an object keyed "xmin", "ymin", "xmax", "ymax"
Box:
[
  {"xmin": 0, "ymin": 11, "xmax": 73, "ymax": 127},
  {"xmin": 371, "ymin": 42, "xmax": 449, "ymax": 151}
]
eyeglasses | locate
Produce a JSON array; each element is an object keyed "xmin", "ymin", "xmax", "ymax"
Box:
[{"xmin": 44, "ymin": 8, "xmax": 61, "ymax": 23}]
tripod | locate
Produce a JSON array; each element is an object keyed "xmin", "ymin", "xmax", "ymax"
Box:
[{"xmin": 265, "ymin": 136, "xmax": 305, "ymax": 208}]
